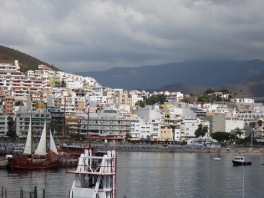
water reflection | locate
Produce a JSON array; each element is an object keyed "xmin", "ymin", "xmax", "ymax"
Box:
[{"xmin": 0, "ymin": 152, "xmax": 263, "ymax": 198}]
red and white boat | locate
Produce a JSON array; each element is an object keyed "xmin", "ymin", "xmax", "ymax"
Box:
[
  {"xmin": 8, "ymin": 118, "xmax": 60, "ymax": 171},
  {"xmin": 68, "ymin": 148, "xmax": 117, "ymax": 198}
]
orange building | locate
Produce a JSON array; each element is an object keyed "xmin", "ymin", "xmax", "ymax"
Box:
[{"xmin": 4, "ymin": 95, "xmax": 15, "ymax": 115}]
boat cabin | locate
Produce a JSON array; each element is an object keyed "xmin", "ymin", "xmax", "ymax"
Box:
[{"xmin": 234, "ymin": 156, "xmax": 245, "ymax": 162}]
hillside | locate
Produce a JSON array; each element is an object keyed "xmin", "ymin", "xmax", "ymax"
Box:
[
  {"xmin": 0, "ymin": 45, "xmax": 59, "ymax": 72},
  {"xmin": 77, "ymin": 59, "xmax": 264, "ymax": 97},
  {"xmin": 154, "ymin": 81, "xmax": 264, "ymax": 98}
]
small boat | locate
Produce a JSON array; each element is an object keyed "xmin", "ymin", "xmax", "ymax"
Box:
[
  {"xmin": 213, "ymin": 156, "xmax": 221, "ymax": 160},
  {"xmin": 67, "ymin": 147, "xmax": 117, "ymax": 198},
  {"xmin": 214, "ymin": 149, "xmax": 221, "ymax": 160},
  {"xmin": 232, "ymin": 155, "xmax": 252, "ymax": 166}
]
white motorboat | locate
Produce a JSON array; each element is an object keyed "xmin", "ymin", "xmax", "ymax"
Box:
[
  {"xmin": 232, "ymin": 155, "xmax": 252, "ymax": 166},
  {"xmin": 213, "ymin": 149, "xmax": 221, "ymax": 160},
  {"xmin": 213, "ymin": 156, "xmax": 221, "ymax": 160},
  {"xmin": 68, "ymin": 148, "xmax": 117, "ymax": 198}
]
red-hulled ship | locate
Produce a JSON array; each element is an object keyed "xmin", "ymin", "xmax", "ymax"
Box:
[
  {"xmin": 8, "ymin": 116, "xmax": 60, "ymax": 171},
  {"xmin": 8, "ymin": 155, "xmax": 60, "ymax": 171}
]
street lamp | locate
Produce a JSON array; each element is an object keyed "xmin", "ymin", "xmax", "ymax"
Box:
[{"xmin": 251, "ymin": 128, "xmax": 254, "ymax": 148}]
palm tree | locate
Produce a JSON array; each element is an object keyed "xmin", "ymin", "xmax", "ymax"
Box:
[
  {"xmin": 170, "ymin": 125, "xmax": 176, "ymax": 144},
  {"xmin": 6, "ymin": 116, "xmax": 17, "ymax": 140},
  {"xmin": 195, "ymin": 124, "xmax": 208, "ymax": 138},
  {"xmin": 258, "ymin": 120, "xmax": 263, "ymax": 127},
  {"xmin": 235, "ymin": 127, "xmax": 242, "ymax": 144}
]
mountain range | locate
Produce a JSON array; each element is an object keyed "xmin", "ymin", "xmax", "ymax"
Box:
[
  {"xmin": 1, "ymin": 44, "xmax": 264, "ymax": 98},
  {"xmin": 76, "ymin": 59, "xmax": 264, "ymax": 97}
]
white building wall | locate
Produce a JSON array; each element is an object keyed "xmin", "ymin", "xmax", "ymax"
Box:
[
  {"xmin": 180, "ymin": 119, "xmax": 210, "ymax": 140},
  {"xmin": 131, "ymin": 94, "xmax": 143, "ymax": 107},
  {"xmin": 225, "ymin": 119, "xmax": 245, "ymax": 133},
  {"xmin": 89, "ymin": 95, "xmax": 108, "ymax": 104},
  {"xmin": 66, "ymin": 80, "xmax": 83, "ymax": 89},
  {"xmin": 130, "ymin": 122, "xmax": 161, "ymax": 139},
  {"xmin": 0, "ymin": 115, "xmax": 8, "ymax": 137},
  {"xmin": 136, "ymin": 109, "xmax": 162, "ymax": 122},
  {"xmin": 231, "ymin": 98, "xmax": 254, "ymax": 103}
]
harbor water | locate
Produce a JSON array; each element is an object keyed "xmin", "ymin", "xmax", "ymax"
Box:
[{"xmin": 0, "ymin": 152, "xmax": 264, "ymax": 198}]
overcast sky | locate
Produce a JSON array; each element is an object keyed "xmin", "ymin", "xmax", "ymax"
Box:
[{"xmin": 1, "ymin": 0, "xmax": 264, "ymax": 73}]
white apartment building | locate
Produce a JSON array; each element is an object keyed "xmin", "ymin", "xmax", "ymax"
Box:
[
  {"xmin": 225, "ymin": 119, "xmax": 245, "ymax": 133},
  {"xmin": 77, "ymin": 109, "xmax": 139, "ymax": 140},
  {"xmin": 166, "ymin": 92, "xmax": 184, "ymax": 102},
  {"xmin": 136, "ymin": 108, "xmax": 162, "ymax": 122},
  {"xmin": 16, "ymin": 107, "xmax": 47, "ymax": 138},
  {"xmin": 129, "ymin": 122, "xmax": 160, "ymax": 139},
  {"xmin": 56, "ymin": 71, "xmax": 97, "ymax": 88},
  {"xmin": 225, "ymin": 119, "xmax": 245, "ymax": 138},
  {"xmin": 180, "ymin": 119, "xmax": 210, "ymax": 141},
  {"xmin": 27, "ymin": 68, "xmax": 55, "ymax": 78},
  {"xmin": 199, "ymin": 103, "xmax": 230, "ymax": 114},
  {"xmin": 0, "ymin": 115, "xmax": 9, "ymax": 137},
  {"xmin": 130, "ymin": 94, "xmax": 143, "ymax": 107},
  {"xmin": 65, "ymin": 79, "xmax": 84, "ymax": 89},
  {"xmin": 234, "ymin": 111, "xmax": 263, "ymax": 125},
  {"xmin": 231, "ymin": 98, "xmax": 255, "ymax": 103},
  {"xmin": 0, "ymin": 60, "xmax": 53, "ymax": 100},
  {"xmin": 172, "ymin": 106, "xmax": 197, "ymax": 119},
  {"xmin": 89, "ymin": 95, "xmax": 108, "ymax": 104}
]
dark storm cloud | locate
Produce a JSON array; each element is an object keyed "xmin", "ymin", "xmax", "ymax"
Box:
[{"xmin": 0, "ymin": 0, "xmax": 263, "ymax": 72}]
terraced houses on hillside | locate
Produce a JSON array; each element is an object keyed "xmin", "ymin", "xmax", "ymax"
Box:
[{"xmin": 0, "ymin": 60, "xmax": 264, "ymax": 144}]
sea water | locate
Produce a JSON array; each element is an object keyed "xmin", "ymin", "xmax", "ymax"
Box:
[{"xmin": 0, "ymin": 152, "xmax": 263, "ymax": 198}]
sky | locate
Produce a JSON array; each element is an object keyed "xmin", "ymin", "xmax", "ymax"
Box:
[{"xmin": 1, "ymin": 0, "xmax": 264, "ymax": 73}]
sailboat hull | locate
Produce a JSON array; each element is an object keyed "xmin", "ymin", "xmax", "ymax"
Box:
[{"xmin": 8, "ymin": 156, "xmax": 60, "ymax": 171}]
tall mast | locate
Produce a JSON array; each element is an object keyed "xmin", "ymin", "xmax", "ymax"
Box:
[
  {"xmin": 30, "ymin": 111, "xmax": 33, "ymax": 161},
  {"xmin": 23, "ymin": 95, "xmax": 33, "ymax": 157},
  {"xmin": 86, "ymin": 103, "xmax": 90, "ymax": 148},
  {"xmin": 27, "ymin": 98, "xmax": 33, "ymax": 161},
  {"xmin": 30, "ymin": 98, "xmax": 33, "ymax": 161},
  {"xmin": 45, "ymin": 103, "xmax": 48, "ymax": 155},
  {"xmin": 62, "ymin": 96, "xmax": 66, "ymax": 147}
]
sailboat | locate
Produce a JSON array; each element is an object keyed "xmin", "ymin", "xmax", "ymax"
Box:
[
  {"xmin": 7, "ymin": 118, "xmax": 60, "ymax": 171},
  {"xmin": 49, "ymin": 130, "xmax": 59, "ymax": 156}
]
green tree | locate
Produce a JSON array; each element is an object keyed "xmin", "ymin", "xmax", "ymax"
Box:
[
  {"xmin": 234, "ymin": 127, "xmax": 243, "ymax": 144},
  {"xmin": 249, "ymin": 122, "xmax": 256, "ymax": 129},
  {"xmin": 48, "ymin": 120, "xmax": 64, "ymax": 137},
  {"xmin": 6, "ymin": 116, "xmax": 17, "ymax": 140},
  {"xmin": 243, "ymin": 134, "xmax": 257, "ymax": 145},
  {"xmin": 195, "ymin": 124, "xmax": 208, "ymax": 138},
  {"xmin": 135, "ymin": 100, "xmax": 146, "ymax": 109},
  {"xmin": 211, "ymin": 132, "xmax": 230, "ymax": 143},
  {"xmin": 258, "ymin": 120, "xmax": 263, "ymax": 127},
  {"xmin": 235, "ymin": 127, "xmax": 243, "ymax": 137},
  {"xmin": 15, "ymin": 101, "xmax": 23, "ymax": 106},
  {"xmin": 197, "ymin": 94, "xmax": 211, "ymax": 103},
  {"xmin": 61, "ymin": 79, "xmax": 66, "ymax": 87},
  {"xmin": 145, "ymin": 94, "xmax": 167, "ymax": 105}
]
